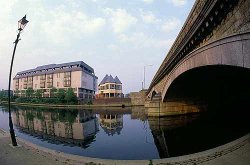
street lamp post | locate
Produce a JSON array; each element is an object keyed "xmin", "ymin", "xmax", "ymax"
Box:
[
  {"xmin": 143, "ymin": 65, "xmax": 152, "ymax": 89},
  {"xmin": 8, "ymin": 15, "xmax": 29, "ymax": 146}
]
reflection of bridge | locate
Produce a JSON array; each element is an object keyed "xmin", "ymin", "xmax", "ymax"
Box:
[
  {"xmin": 146, "ymin": 0, "xmax": 250, "ymax": 116},
  {"xmin": 148, "ymin": 115, "xmax": 199, "ymax": 158}
]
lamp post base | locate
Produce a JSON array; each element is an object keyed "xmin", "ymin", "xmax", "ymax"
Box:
[
  {"xmin": 9, "ymin": 116, "xmax": 17, "ymax": 146},
  {"xmin": 9, "ymin": 129, "xmax": 17, "ymax": 146}
]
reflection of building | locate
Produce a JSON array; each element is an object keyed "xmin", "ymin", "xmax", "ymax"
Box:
[
  {"xmin": 97, "ymin": 74, "xmax": 122, "ymax": 98},
  {"xmin": 13, "ymin": 61, "xmax": 98, "ymax": 101},
  {"xmin": 99, "ymin": 114, "xmax": 123, "ymax": 136},
  {"xmin": 12, "ymin": 109, "xmax": 99, "ymax": 147}
]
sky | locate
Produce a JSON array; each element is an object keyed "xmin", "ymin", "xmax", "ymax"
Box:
[{"xmin": 0, "ymin": 0, "xmax": 195, "ymax": 94}]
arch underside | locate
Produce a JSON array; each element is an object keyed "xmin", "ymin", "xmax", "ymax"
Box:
[
  {"xmin": 160, "ymin": 32, "xmax": 250, "ymax": 102},
  {"xmin": 164, "ymin": 65, "xmax": 250, "ymax": 106}
]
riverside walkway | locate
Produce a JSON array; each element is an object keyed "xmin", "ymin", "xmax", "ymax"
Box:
[{"xmin": 0, "ymin": 129, "xmax": 249, "ymax": 165}]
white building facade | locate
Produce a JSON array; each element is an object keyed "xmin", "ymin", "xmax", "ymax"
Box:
[{"xmin": 13, "ymin": 61, "xmax": 98, "ymax": 101}]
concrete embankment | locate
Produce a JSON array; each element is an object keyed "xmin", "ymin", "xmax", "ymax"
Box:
[{"xmin": 0, "ymin": 127, "xmax": 249, "ymax": 165}]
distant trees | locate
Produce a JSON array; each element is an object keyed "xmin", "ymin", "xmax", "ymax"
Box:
[
  {"xmin": 57, "ymin": 88, "xmax": 66, "ymax": 103},
  {"xmin": 0, "ymin": 89, "xmax": 16, "ymax": 101},
  {"xmin": 50, "ymin": 87, "xmax": 57, "ymax": 97},
  {"xmin": 13, "ymin": 87, "xmax": 78, "ymax": 105},
  {"xmin": 26, "ymin": 88, "xmax": 34, "ymax": 97},
  {"xmin": 65, "ymin": 88, "xmax": 77, "ymax": 104},
  {"xmin": 34, "ymin": 89, "xmax": 42, "ymax": 98}
]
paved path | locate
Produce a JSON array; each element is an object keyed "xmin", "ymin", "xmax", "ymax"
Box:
[
  {"xmin": 0, "ymin": 129, "xmax": 249, "ymax": 165},
  {"xmin": 0, "ymin": 129, "xmax": 68, "ymax": 165}
]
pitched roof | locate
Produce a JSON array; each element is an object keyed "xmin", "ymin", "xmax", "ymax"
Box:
[
  {"xmin": 107, "ymin": 75, "xmax": 115, "ymax": 83},
  {"xmin": 99, "ymin": 74, "xmax": 109, "ymax": 85},
  {"xmin": 15, "ymin": 61, "xmax": 94, "ymax": 76},
  {"xmin": 99, "ymin": 75, "xmax": 122, "ymax": 85},
  {"xmin": 114, "ymin": 76, "xmax": 122, "ymax": 84}
]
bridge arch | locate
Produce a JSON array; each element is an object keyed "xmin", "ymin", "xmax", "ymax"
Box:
[
  {"xmin": 161, "ymin": 32, "xmax": 250, "ymax": 102},
  {"xmin": 149, "ymin": 89, "xmax": 161, "ymax": 101}
]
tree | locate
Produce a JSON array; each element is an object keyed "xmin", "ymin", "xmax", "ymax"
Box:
[
  {"xmin": 21, "ymin": 90, "xmax": 25, "ymax": 97},
  {"xmin": 57, "ymin": 88, "xmax": 66, "ymax": 103},
  {"xmin": 65, "ymin": 88, "xmax": 77, "ymax": 104},
  {"xmin": 26, "ymin": 88, "xmax": 34, "ymax": 97},
  {"xmin": 0, "ymin": 90, "xmax": 4, "ymax": 98},
  {"xmin": 34, "ymin": 89, "xmax": 43, "ymax": 98},
  {"xmin": 15, "ymin": 89, "xmax": 20, "ymax": 97},
  {"xmin": 50, "ymin": 87, "xmax": 57, "ymax": 97}
]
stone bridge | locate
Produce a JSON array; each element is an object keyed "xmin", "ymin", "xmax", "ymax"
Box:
[{"xmin": 146, "ymin": 0, "xmax": 250, "ymax": 116}]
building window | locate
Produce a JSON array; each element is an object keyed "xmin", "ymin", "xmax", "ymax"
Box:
[
  {"xmin": 15, "ymin": 79, "xmax": 19, "ymax": 90},
  {"xmin": 47, "ymin": 74, "xmax": 53, "ymax": 88},
  {"xmin": 35, "ymin": 84, "xmax": 37, "ymax": 88},
  {"xmin": 57, "ymin": 82, "xmax": 60, "ymax": 87},
  {"xmin": 116, "ymin": 85, "xmax": 121, "ymax": 90},
  {"xmin": 40, "ymin": 75, "xmax": 46, "ymax": 88},
  {"xmin": 23, "ymin": 77, "xmax": 28, "ymax": 89},
  {"xmin": 63, "ymin": 72, "xmax": 71, "ymax": 87},
  {"xmin": 40, "ymin": 75, "xmax": 46, "ymax": 80},
  {"xmin": 27, "ymin": 76, "xmax": 33, "ymax": 88},
  {"xmin": 110, "ymin": 84, "xmax": 115, "ymax": 89}
]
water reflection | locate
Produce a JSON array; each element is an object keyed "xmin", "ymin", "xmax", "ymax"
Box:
[
  {"xmin": 0, "ymin": 103, "xmax": 248, "ymax": 160},
  {"xmin": 12, "ymin": 108, "xmax": 99, "ymax": 148},
  {"xmin": 148, "ymin": 115, "xmax": 199, "ymax": 158},
  {"xmin": 99, "ymin": 114, "xmax": 123, "ymax": 136}
]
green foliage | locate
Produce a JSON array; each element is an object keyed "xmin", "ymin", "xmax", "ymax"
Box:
[
  {"xmin": 26, "ymin": 88, "xmax": 34, "ymax": 97},
  {"xmin": 21, "ymin": 90, "xmax": 26, "ymax": 97},
  {"xmin": 34, "ymin": 89, "xmax": 43, "ymax": 98},
  {"xmin": 9, "ymin": 88, "xmax": 79, "ymax": 105},
  {"xmin": 36, "ymin": 111, "xmax": 45, "ymax": 121},
  {"xmin": 0, "ymin": 90, "xmax": 9, "ymax": 101},
  {"xmin": 57, "ymin": 88, "xmax": 66, "ymax": 103},
  {"xmin": 50, "ymin": 87, "xmax": 57, "ymax": 97},
  {"xmin": 26, "ymin": 112, "xmax": 35, "ymax": 121},
  {"xmin": 65, "ymin": 88, "xmax": 77, "ymax": 104},
  {"xmin": 15, "ymin": 89, "xmax": 20, "ymax": 95},
  {"xmin": 16, "ymin": 97, "xmax": 31, "ymax": 103},
  {"xmin": 58, "ymin": 109, "xmax": 78, "ymax": 123}
]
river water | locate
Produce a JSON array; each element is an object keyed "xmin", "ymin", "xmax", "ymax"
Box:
[{"xmin": 0, "ymin": 105, "xmax": 249, "ymax": 160}]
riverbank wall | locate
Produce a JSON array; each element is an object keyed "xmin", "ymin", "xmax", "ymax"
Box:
[{"xmin": 0, "ymin": 100, "xmax": 146, "ymax": 109}]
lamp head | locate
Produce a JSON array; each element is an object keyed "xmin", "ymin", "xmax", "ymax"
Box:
[{"xmin": 18, "ymin": 15, "xmax": 29, "ymax": 31}]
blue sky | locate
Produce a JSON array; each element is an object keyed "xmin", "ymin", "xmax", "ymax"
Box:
[{"xmin": 0, "ymin": 0, "xmax": 195, "ymax": 94}]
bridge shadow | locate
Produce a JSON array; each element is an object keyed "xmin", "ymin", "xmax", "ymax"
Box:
[
  {"xmin": 149, "ymin": 65, "xmax": 250, "ymax": 157},
  {"xmin": 163, "ymin": 65, "xmax": 250, "ymax": 113}
]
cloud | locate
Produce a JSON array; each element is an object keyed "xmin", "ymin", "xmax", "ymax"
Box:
[
  {"xmin": 161, "ymin": 17, "xmax": 181, "ymax": 33},
  {"xmin": 142, "ymin": 0, "xmax": 154, "ymax": 4},
  {"xmin": 41, "ymin": 8, "xmax": 106, "ymax": 44},
  {"xmin": 117, "ymin": 32, "xmax": 174, "ymax": 48},
  {"xmin": 103, "ymin": 8, "xmax": 137, "ymax": 33},
  {"xmin": 168, "ymin": 0, "xmax": 187, "ymax": 7},
  {"xmin": 140, "ymin": 11, "xmax": 160, "ymax": 24},
  {"xmin": 107, "ymin": 44, "xmax": 119, "ymax": 51}
]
